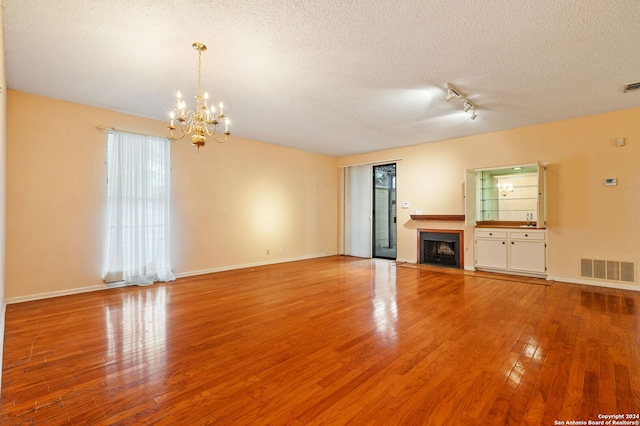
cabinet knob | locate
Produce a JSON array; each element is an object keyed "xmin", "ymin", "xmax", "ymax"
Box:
[
  {"xmin": 502, "ymin": 241, "xmax": 505, "ymax": 245},
  {"xmin": 525, "ymin": 234, "xmax": 528, "ymax": 237},
  {"xmin": 489, "ymin": 233, "xmax": 493, "ymax": 235},
  {"xmin": 511, "ymin": 241, "xmax": 514, "ymax": 244}
]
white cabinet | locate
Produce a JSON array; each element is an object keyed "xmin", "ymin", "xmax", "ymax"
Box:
[
  {"xmin": 465, "ymin": 162, "xmax": 547, "ymax": 228},
  {"xmin": 475, "ymin": 228, "xmax": 547, "ymax": 277},
  {"xmin": 475, "ymin": 230, "xmax": 507, "ymax": 270},
  {"xmin": 509, "ymin": 231, "xmax": 546, "ymax": 274}
]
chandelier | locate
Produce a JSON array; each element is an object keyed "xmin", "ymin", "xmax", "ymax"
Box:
[
  {"xmin": 168, "ymin": 42, "xmax": 230, "ymax": 151},
  {"xmin": 497, "ymin": 182, "xmax": 514, "ymax": 197}
]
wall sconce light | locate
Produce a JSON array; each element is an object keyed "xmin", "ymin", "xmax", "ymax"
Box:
[{"xmin": 444, "ymin": 83, "xmax": 478, "ymax": 120}]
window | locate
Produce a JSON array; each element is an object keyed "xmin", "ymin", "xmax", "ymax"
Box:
[{"xmin": 103, "ymin": 130, "xmax": 175, "ymax": 285}]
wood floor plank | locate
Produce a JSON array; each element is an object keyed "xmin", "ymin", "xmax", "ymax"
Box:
[{"xmin": 2, "ymin": 256, "xmax": 639, "ymax": 425}]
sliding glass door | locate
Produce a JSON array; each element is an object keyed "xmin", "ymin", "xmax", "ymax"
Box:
[{"xmin": 372, "ymin": 164, "xmax": 396, "ymax": 259}]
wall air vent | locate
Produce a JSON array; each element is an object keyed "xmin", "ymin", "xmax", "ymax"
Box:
[
  {"xmin": 623, "ymin": 82, "xmax": 640, "ymax": 93},
  {"xmin": 581, "ymin": 258, "xmax": 636, "ymax": 284}
]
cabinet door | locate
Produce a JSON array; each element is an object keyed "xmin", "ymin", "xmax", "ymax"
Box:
[
  {"xmin": 537, "ymin": 162, "xmax": 546, "ymax": 228},
  {"xmin": 509, "ymin": 240, "xmax": 546, "ymax": 273},
  {"xmin": 475, "ymin": 239, "xmax": 508, "ymax": 270},
  {"xmin": 464, "ymin": 169, "xmax": 477, "ymax": 226}
]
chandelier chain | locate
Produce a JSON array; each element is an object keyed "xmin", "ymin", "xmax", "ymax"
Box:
[{"xmin": 197, "ymin": 50, "xmax": 202, "ymax": 95}]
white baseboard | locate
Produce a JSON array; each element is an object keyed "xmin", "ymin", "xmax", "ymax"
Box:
[
  {"xmin": 394, "ymin": 258, "xmax": 416, "ymax": 264},
  {"xmin": 6, "ymin": 253, "xmax": 338, "ymax": 304},
  {"xmin": 18, "ymin": 254, "xmax": 635, "ymax": 304},
  {"xmin": 393, "ymin": 264, "xmax": 639, "ymax": 292},
  {"xmin": 547, "ymin": 275, "xmax": 640, "ymax": 292},
  {"xmin": 6, "ymin": 281, "xmax": 129, "ymax": 304}
]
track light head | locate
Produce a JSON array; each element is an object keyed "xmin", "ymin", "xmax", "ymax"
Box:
[
  {"xmin": 444, "ymin": 83, "xmax": 461, "ymax": 101},
  {"xmin": 463, "ymin": 101, "xmax": 471, "ymax": 112},
  {"xmin": 470, "ymin": 109, "xmax": 478, "ymax": 120}
]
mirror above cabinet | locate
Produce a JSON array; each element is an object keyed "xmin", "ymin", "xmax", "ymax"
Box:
[{"xmin": 465, "ymin": 162, "xmax": 547, "ymax": 228}]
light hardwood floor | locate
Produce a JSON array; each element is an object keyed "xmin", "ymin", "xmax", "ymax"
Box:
[{"xmin": 1, "ymin": 256, "xmax": 639, "ymax": 425}]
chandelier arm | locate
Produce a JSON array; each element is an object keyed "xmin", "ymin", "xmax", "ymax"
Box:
[
  {"xmin": 169, "ymin": 129, "xmax": 187, "ymax": 141},
  {"xmin": 212, "ymin": 133, "xmax": 229, "ymax": 143},
  {"xmin": 202, "ymin": 125, "xmax": 216, "ymax": 137},
  {"xmin": 180, "ymin": 112, "xmax": 198, "ymax": 135}
]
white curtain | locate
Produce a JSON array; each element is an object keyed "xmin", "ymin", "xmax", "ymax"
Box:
[
  {"xmin": 103, "ymin": 131, "xmax": 175, "ymax": 286},
  {"xmin": 344, "ymin": 164, "xmax": 372, "ymax": 258}
]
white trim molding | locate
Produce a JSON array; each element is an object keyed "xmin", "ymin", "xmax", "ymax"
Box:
[
  {"xmin": 547, "ymin": 275, "xmax": 640, "ymax": 292},
  {"xmin": 6, "ymin": 252, "xmax": 339, "ymax": 304}
]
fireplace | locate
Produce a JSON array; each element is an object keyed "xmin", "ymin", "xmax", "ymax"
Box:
[{"xmin": 418, "ymin": 229, "xmax": 464, "ymax": 269}]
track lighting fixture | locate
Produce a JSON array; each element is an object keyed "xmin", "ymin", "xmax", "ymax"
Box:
[{"xmin": 443, "ymin": 83, "xmax": 478, "ymax": 120}]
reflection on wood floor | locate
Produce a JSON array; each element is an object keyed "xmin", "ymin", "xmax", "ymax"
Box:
[{"xmin": 2, "ymin": 256, "xmax": 639, "ymax": 424}]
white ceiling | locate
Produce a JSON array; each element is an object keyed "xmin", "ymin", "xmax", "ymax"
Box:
[{"xmin": 3, "ymin": 0, "xmax": 640, "ymax": 157}]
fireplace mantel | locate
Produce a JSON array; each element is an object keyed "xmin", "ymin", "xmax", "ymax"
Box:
[{"xmin": 410, "ymin": 214, "xmax": 465, "ymax": 221}]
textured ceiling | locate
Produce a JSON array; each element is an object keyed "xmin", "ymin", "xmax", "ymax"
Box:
[{"xmin": 3, "ymin": 0, "xmax": 640, "ymax": 156}]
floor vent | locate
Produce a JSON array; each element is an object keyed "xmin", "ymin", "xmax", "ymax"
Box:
[
  {"xmin": 621, "ymin": 262, "xmax": 635, "ymax": 283},
  {"xmin": 581, "ymin": 258, "xmax": 636, "ymax": 284}
]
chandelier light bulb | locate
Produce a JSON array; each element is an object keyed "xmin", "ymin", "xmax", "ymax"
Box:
[{"xmin": 169, "ymin": 110, "xmax": 176, "ymax": 129}]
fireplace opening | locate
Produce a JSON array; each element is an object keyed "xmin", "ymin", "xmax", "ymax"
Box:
[
  {"xmin": 419, "ymin": 230, "xmax": 462, "ymax": 269},
  {"xmin": 425, "ymin": 240, "xmax": 457, "ymax": 267}
]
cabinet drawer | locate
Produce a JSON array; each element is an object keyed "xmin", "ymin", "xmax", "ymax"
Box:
[
  {"xmin": 476, "ymin": 229, "xmax": 507, "ymax": 239},
  {"xmin": 509, "ymin": 231, "xmax": 545, "ymax": 240}
]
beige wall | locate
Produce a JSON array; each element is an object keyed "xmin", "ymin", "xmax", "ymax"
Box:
[
  {"xmin": 5, "ymin": 90, "xmax": 338, "ymax": 300},
  {"xmin": 0, "ymin": 1, "xmax": 7, "ymax": 387},
  {"xmin": 6, "ymin": 90, "xmax": 640, "ymax": 299},
  {"xmin": 338, "ymin": 108, "xmax": 640, "ymax": 288}
]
